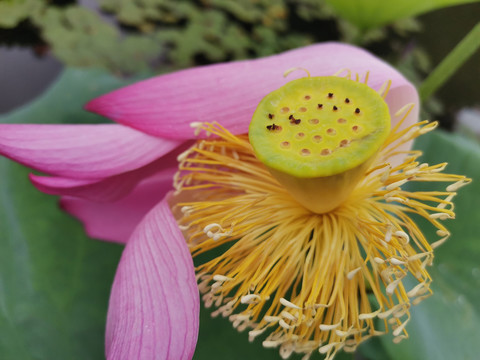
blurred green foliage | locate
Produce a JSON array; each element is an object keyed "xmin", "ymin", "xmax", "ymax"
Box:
[
  {"xmin": 0, "ymin": 0, "xmax": 429, "ymax": 75},
  {"xmin": 0, "ymin": 0, "xmax": 39, "ymax": 28},
  {"xmin": 35, "ymin": 6, "xmax": 162, "ymax": 74},
  {"xmin": 324, "ymin": 0, "xmax": 480, "ymax": 30}
]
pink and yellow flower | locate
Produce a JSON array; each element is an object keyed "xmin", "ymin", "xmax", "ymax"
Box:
[{"xmin": 0, "ymin": 43, "xmax": 469, "ymax": 359}]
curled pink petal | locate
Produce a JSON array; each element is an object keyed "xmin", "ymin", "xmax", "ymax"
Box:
[
  {"xmin": 87, "ymin": 42, "xmax": 418, "ymax": 140},
  {"xmin": 60, "ymin": 170, "xmax": 176, "ymax": 243},
  {"xmin": 105, "ymin": 198, "xmax": 199, "ymax": 359},
  {"xmin": 0, "ymin": 124, "xmax": 181, "ymax": 179},
  {"xmin": 32, "ymin": 176, "xmax": 123, "ymax": 201},
  {"xmin": 31, "ymin": 159, "xmax": 177, "ymax": 203}
]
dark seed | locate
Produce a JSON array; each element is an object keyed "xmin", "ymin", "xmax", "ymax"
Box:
[
  {"xmin": 268, "ymin": 113, "xmax": 274, "ymax": 119},
  {"xmin": 266, "ymin": 124, "xmax": 280, "ymax": 131}
]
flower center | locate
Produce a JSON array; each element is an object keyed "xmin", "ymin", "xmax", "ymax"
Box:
[
  {"xmin": 249, "ymin": 76, "xmax": 391, "ymax": 213},
  {"xmin": 174, "ymin": 72, "xmax": 469, "ymax": 359}
]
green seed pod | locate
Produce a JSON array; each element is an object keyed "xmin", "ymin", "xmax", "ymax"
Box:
[{"xmin": 249, "ymin": 76, "xmax": 391, "ymax": 213}]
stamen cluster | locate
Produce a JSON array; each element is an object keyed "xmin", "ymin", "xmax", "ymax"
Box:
[{"xmin": 173, "ymin": 110, "xmax": 469, "ymax": 359}]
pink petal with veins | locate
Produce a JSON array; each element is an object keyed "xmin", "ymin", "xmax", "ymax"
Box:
[
  {"xmin": 0, "ymin": 124, "xmax": 182, "ymax": 179},
  {"xmin": 87, "ymin": 42, "xmax": 418, "ymax": 140},
  {"xmin": 60, "ymin": 171, "xmax": 176, "ymax": 243},
  {"xmin": 31, "ymin": 159, "xmax": 177, "ymax": 203},
  {"xmin": 105, "ymin": 198, "xmax": 199, "ymax": 359}
]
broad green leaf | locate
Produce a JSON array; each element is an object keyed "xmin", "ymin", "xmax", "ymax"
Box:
[
  {"xmin": 380, "ymin": 131, "xmax": 480, "ymax": 360},
  {"xmin": 0, "ymin": 69, "xmax": 139, "ymax": 360},
  {"xmin": 324, "ymin": 0, "xmax": 480, "ymax": 30},
  {"xmin": 358, "ymin": 336, "xmax": 391, "ymax": 360},
  {"xmin": 1, "ymin": 68, "xmax": 142, "ymax": 125},
  {"xmin": 0, "ymin": 160, "xmax": 122, "ymax": 360}
]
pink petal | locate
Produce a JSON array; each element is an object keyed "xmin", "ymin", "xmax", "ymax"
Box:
[
  {"xmin": 86, "ymin": 42, "xmax": 418, "ymax": 140},
  {"xmin": 60, "ymin": 171, "xmax": 176, "ymax": 243},
  {"xmin": 105, "ymin": 198, "xmax": 199, "ymax": 359},
  {"xmin": 0, "ymin": 124, "xmax": 182, "ymax": 179},
  {"xmin": 30, "ymin": 158, "xmax": 177, "ymax": 203}
]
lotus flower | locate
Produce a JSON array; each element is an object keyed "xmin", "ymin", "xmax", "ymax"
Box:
[{"xmin": 0, "ymin": 43, "xmax": 470, "ymax": 359}]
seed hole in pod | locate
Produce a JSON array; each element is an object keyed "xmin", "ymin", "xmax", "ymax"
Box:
[
  {"xmin": 340, "ymin": 139, "xmax": 349, "ymax": 147},
  {"xmin": 281, "ymin": 141, "xmax": 290, "ymax": 148},
  {"xmin": 355, "ymin": 108, "xmax": 361, "ymax": 114},
  {"xmin": 327, "ymin": 128, "xmax": 336, "ymax": 135},
  {"xmin": 317, "ymin": 104, "xmax": 323, "ymax": 109},
  {"xmin": 313, "ymin": 135, "xmax": 322, "ymax": 142},
  {"xmin": 328, "ymin": 93, "xmax": 334, "ymax": 98},
  {"xmin": 352, "ymin": 125, "xmax": 360, "ymax": 132},
  {"xmin": 301, "ymin": 148, "xmax": 311, "ymax": 156},
  {"xmin": 296, "ymin": 132, "xmax": 305, "ymax": 139},
  {"xmin": 280, "ymin": 107, "xmax": 290, "ymax": 114},
  {"xmin": 304, "ymin": 95, "xmax": 311, "ymax": 100},
  {"xmin": 345, "ymin": 98, "xmax": 350, "ymax": 104},
  {"xmin": 321, "ymin": 148, "xmax": 331, "ymax": 156},
  {"xmin": 309, "ymin": 118, "xmax": 319, "ymax": 125},
  {"xmin": 337, "ymin": 118, "xmax": 347, "ymax": 124},
  {"xmin": 268, "ymin": 113, "xmax": 274, "ymax": 119},
  {"xmin": 299, "ymin": 107, "xmax": 307, "ymax": 112},
  {"xmin": 333, "ymin": 105, "xmax": 338, "ymax": 111}
]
